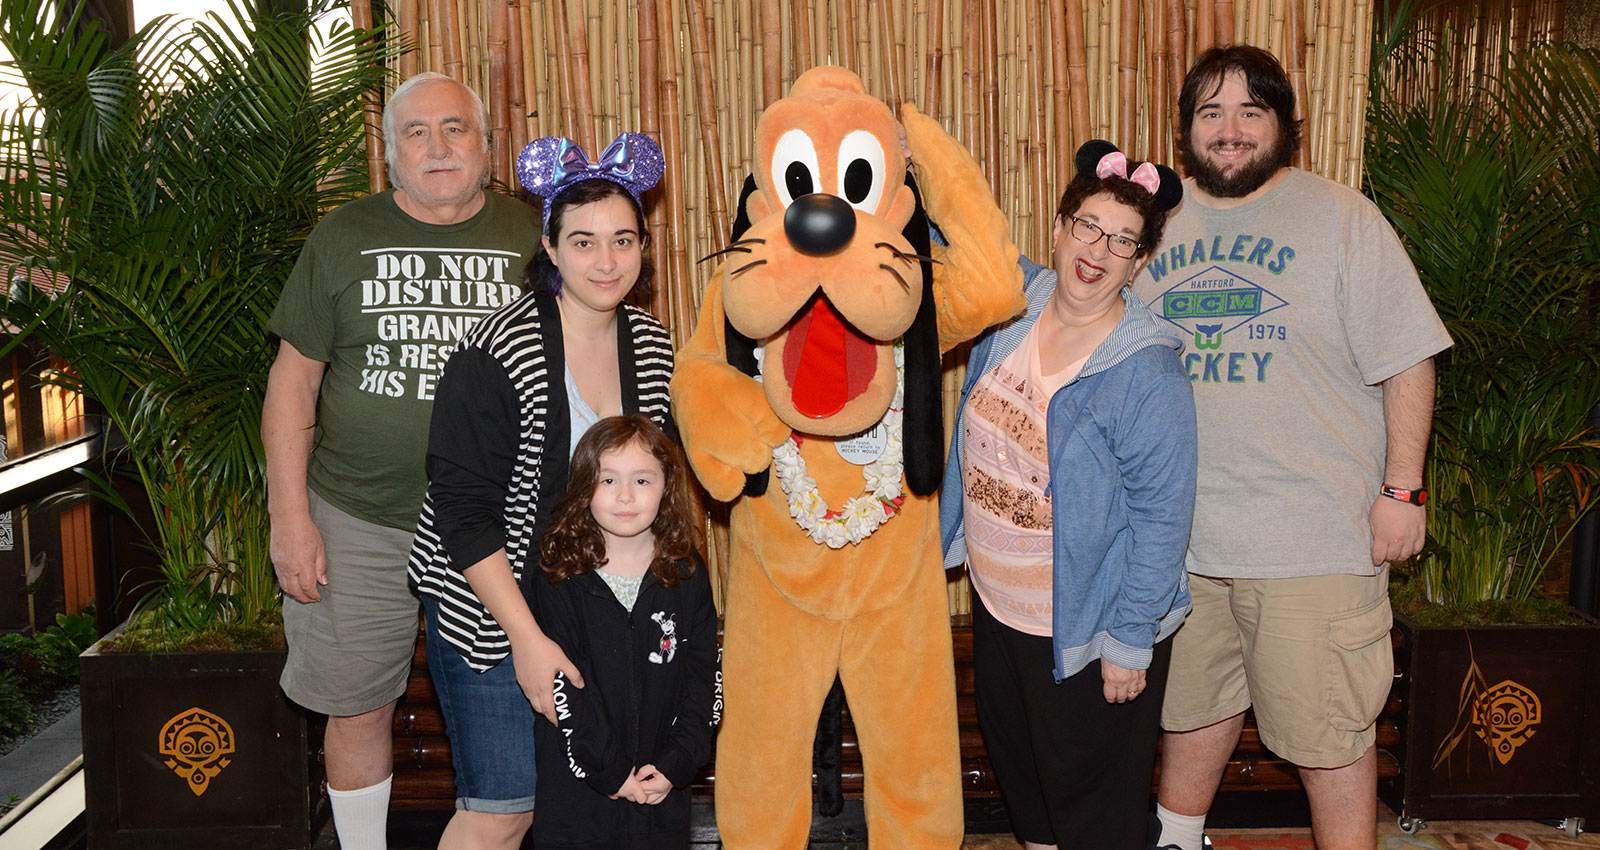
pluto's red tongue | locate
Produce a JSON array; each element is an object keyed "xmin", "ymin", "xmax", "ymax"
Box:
[{"xmin": 782, "ymin": 296, "xmax": 877, "ymax": 419}]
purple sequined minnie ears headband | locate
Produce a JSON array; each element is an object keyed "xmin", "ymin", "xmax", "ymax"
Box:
[
  {"xmin": 1075, "ymin": 139, "xmax": 1183, "ymax": 212},
  {"xmin": 516, "ymin": 132, "xmax": 666, "ymax": 229}
]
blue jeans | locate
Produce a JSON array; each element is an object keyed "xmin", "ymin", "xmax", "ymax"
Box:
[{"xmin": 422, "ymin": 595, "xmax": 538, "ymax": 813}]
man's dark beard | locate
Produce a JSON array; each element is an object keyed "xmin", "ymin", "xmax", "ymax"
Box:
[{"xmin": 1181, "ymin": 129, "xmax": 1293, "ymax": 198}]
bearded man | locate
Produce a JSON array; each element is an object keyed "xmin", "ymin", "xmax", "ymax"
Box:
[{"xmin": 1132, "ymin": 46, "xmax": 1450, "ymax": 850}]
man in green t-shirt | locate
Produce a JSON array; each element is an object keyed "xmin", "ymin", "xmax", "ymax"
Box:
[{"xmin": 262, "ymin": 72, "xmax": 539, "ymax": 850}]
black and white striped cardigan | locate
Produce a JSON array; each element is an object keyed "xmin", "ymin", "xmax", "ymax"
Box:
[{"xmin": 407, "ymin": 287, "xmax": 675, "ymax": 671}]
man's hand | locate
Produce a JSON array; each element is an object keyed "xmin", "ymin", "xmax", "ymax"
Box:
[
  {"xmin": 1370, "ymin": 496, "xmax": 1426, "ymax": 566},
  {"xmin": 270, "ymin": 511, "xmax": 328, "ymax": 603},
  {"xmin": 633, "ymin": 764, "xmax": 672, "ymax": 805},
  {"xmin": 1101, "ymin": 659, "xmax": 1148, "ymax": 704},
  {"xmin": 512, "ymin": 634, "xmax": 584, "ymax": 724}
]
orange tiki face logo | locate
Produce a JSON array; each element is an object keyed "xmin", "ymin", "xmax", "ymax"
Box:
[
  {"xmin": 1472, "ymin": 679, "xmax": 1541, "ymax": 765},
  {"xmin": 158, "ymin": 707, "xmax": 235, "ymax": 796}
]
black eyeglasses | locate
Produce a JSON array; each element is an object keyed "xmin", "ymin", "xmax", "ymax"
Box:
[{"xmin": 1067, "ymin": 215, "xmax": 1141, "ymax": 259}]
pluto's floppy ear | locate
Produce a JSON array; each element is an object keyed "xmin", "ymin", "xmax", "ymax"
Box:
[
  {"xmin": 901, "ymin": 171, "xmax": 942, "ymax": 497},
  {"xmin": 722, "ymin": 174, "xmax": 770, "ymax": 498}
]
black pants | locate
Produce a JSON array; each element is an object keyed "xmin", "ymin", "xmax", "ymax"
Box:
[{"xmin": 972, "ymin": 599, "xmax": 1173, "ymax": 849}]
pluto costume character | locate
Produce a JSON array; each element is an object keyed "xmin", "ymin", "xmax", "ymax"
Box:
[{"xmin": 672, "ymin": 67, "xmax": 1024, "ymax": 849}]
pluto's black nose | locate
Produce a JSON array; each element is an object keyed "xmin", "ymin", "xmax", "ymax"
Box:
[{"xmin": 784, "ymin": 194, "xmax": 856, "ymax": 257}]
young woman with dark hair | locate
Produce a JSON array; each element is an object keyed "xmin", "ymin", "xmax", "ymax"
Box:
[{"xmin": 406, "ymin": 133, "xmax": 675, "ymax": 850}]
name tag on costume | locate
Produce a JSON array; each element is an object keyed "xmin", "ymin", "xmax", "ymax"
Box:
[{"xmin": 835, "ymin": 424, "xmax": 888, "ymax": 465}]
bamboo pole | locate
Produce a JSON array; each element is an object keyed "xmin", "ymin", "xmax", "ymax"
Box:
[
  {"xmin": 792, "ymin": 0, "xmax": 812, "ymax": 77},
  {"xmin": 1214, "ymin": 0, "xmax": 1234, "ymax": 45},
  {"xmin": 553, "ymin": 0, "xmax": 578, "ymax": 145},
  {"xmin": 1286, "ymin": 0, "xmax": 1308, "ymax": 170},
  {"xmin": 1026, "ymin": 0, "xmax": 1048, "ymax": 258},
  {"xmin": 760, "ymin": 0, "xmax": 782, "ymax": 107},
  {"xmin": 487, "ymin": 0, "xmax": 510, "ymax": 187},
  {"xmin": 981, "ymin": 0, "xmax": 1000, "ymax": 186},
  {"xmin": 1197, "ymin": 0, "xmax": 1215, "ymax": 50},
  {"xmin": 922, "ymin": 0, "xmax": 944, "ymax": 115},
  {"xmin": 1165, "ymin": 0, "xmax": 1187, "ymax": 162},
  {"xmin": 566, "ymin": 0, "xmax": 597, "ymax": 150},
  {"xmin": 961, "ymin": 0, "xmax": 980, "ymax": 156},
  {"xmin": 1065, "ymin": 0, "xmax": 1089, "ymax": 150},
  {"xmin": 441, "ymin": 0, "xmax": 463, "ymax": 78},
  {"xmin": 506, "ymin": 1, "xmax": 528, "ymax": 169},
  {"xmin": 684, "ymin": 0, "xmax": 730, "ymax": 257},
  {"xmin": 880, "ymin": 0, "xmax": 904, "ymax": 111},
  {"xmin": 638, "ymin": 0, "xmax": 671, "ymax": 322},
  {"xmin": 398, "ymin": 0, "xmax": 420, "ymax": 80},
  {"xmin": 1048, "ymin": 0, "xmax": 1068, "ymax": 186},
  {"xmin": 1347, "ymin": 0, "xmax": 1371, "ymax": 187},
  {"xmin": 1118, "ymin": 0, "xmax": 1138, "ymax": 151},
  {"xmin": 425, "ymin": 0, "xmax": 444, "ymax": 73},
  {"xmin": 1145, "ymin": 0, "xmax": 1165, "ymax": 161},
  {"xmin": 352, "ymin": 0, "xmax": 387, "ymax": 195},
  {"xmin": 655, "ymin": 0, "xmax": 691, "ymax": 326},
  {"xmin": 838, "ymin": 0, "xmax": 857, "ymax": 69}
]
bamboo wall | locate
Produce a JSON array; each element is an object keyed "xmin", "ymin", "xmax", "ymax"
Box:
[
  {"xmin": 351, "ymin": 0, "xmax": 1380, "ymax": 613},
  {"xmin": 1376, "ymin": 0, "xmax": 1568, "ymax": 110},
  {"xmin": 357, "ymin": 0, "xmax": 1384, "ymax": 334}
]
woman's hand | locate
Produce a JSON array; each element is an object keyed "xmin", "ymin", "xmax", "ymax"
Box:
[
  {"xmin": 1101, "ymin": 660, "xmax": 1147, "ymax": 704},
  {"xmin": 511, "ymin": 632, "xmax": 584, "ymax": 724}
]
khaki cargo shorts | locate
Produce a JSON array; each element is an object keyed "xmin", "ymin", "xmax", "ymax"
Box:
[
  {"xmin": 279, "ymin": 489, "xmax": 420, "ymax": 717},
  {"xmin": 1161, "ymin": 567, "xmax": 1393, "ymax": 769}
]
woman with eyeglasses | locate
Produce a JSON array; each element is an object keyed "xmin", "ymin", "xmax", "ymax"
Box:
[{"xmin": 937, "ymin": 140, "xmax": 1198, "ymax": 850}]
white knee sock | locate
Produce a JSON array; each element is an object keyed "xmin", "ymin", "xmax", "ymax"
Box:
[
  {"xmin": 1155, "ymin": 802, "xmax": 1208, "ymax": 850},
  {"xmin": 328, "ymin": 774, "xmax": 391, "ymax": 850}
]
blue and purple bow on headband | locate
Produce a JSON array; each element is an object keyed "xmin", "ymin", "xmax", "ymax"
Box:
[{"xmin": 516, "ymin": 132, "xmax": 665, "ymax": 229}]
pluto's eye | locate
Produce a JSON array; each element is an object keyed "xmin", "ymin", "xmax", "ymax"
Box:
[
  {"xmin": 843, "ymin": 160, "xmax": 871, "ymax": 203},
  {"xmin": 772, "ymin": 129, "xmax": 822, "ymax": 208},
  {"xmin": 786, "ymin": 163, "xmax": 814, "ymax": 198},
  {"xmin": 836, "ymin": 131, "xmax": 887, "ymax": 213}
]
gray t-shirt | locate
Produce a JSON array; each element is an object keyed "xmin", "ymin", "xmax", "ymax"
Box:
[
  {"xmin": 1133, "ymin": 169, "xmax": 1451, "ymax": 578},
  {"xmin": 268, "ymin": 190, "xmax": 540, "ymax": 529}
]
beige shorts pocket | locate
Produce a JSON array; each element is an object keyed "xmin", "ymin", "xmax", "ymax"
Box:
[{"xmin": 1324, "ymin": 599, "xmax": 1394, "ymax": 733}]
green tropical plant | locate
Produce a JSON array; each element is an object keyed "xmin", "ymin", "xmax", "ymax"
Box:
[
  {"xmin": 1366, "ymin": 9, "xmax": 1600, "ymax": 610},
  {"xmin": 0, "ymin": 0, "xmax": 394, "ymax": 647},
  {"xmin": 34, "ymin": 610, "xmax": 97, "ymax": 678},
  {"xmin": 0, "ymin": 670, "xmax": 34, "ymax": 740}
]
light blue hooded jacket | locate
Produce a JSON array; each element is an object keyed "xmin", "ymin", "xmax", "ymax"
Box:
[{"xmin": 940, "ymin": 256, "xmax": 1197, "ymax": 681}]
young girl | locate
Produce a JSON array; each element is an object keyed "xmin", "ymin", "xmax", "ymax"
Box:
[{"xmin": 531, "ymin": 415, "xmax": 720, "ymax": 850}]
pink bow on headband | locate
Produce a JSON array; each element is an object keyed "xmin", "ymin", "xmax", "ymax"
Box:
[{"xmin": 1096, "ymin": 151, "xmax": 1161, "ymax": 197}]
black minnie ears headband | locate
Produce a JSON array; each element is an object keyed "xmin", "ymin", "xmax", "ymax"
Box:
[{"xmin": 1075, "ymin": 140, "xmax": 1183, "ymax": 212}]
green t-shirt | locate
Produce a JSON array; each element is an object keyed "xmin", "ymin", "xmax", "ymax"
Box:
[{"xmin": 268, "ymin": 190, "xmax": 540, "ymax": 529}]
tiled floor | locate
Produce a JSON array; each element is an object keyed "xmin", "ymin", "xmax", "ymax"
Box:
[{"xmin": 317, "ymin": 803, "xmax": 1594, "ymax": 849}]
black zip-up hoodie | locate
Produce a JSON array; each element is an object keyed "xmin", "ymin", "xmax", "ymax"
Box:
[{"xmin": 529, "ymin": 555, "xmax": 721, "ymax": 850}]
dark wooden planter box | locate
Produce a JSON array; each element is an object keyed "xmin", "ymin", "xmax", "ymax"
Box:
[
  {"xmin": 80, "ymin": 636, "xmax": 323, "ymax": 849},
  {"xmin": 1380, "ymin": 611, "xmax": 1600, "ymax": 825}
]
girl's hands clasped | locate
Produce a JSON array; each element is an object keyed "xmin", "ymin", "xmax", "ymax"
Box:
[
  {"xmin": 633, "ymin": 764, "xmax": 671, "ymax": 805},
  {"xmin": 610, "ymin": 766, "xmax": 670, "ymax": 805}
]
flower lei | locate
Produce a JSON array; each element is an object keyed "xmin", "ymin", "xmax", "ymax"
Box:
[{"xmin": 771, "ymin": 343, "xmax": 907, "ymax": 549}]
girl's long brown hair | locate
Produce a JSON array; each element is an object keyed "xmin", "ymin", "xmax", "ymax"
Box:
[{"xmin": 540, "ymin": 415, "xmax": 701, "ymax": 586}]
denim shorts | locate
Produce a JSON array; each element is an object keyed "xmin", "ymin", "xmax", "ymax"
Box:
[{"xmin": 422, "ymin": 596, "xmax": 538, "ymax": 813}]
